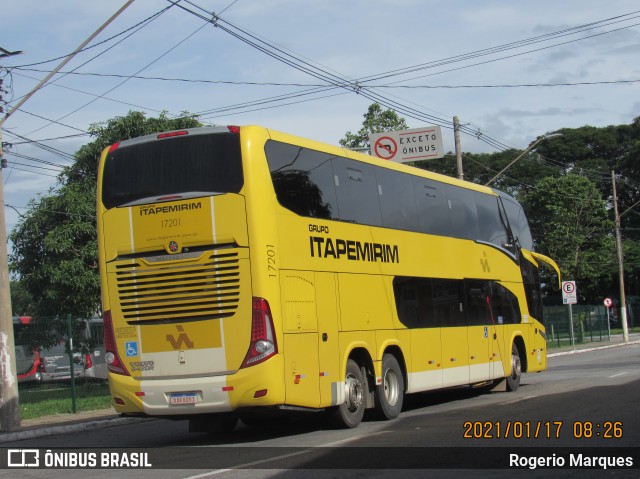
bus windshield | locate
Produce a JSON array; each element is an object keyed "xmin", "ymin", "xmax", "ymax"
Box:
[{"xmin": 101, "ymin": 130, "xmax": 243, "ymax": 209}]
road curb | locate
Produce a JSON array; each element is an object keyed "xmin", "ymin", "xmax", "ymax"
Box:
[
  {"xmin": 548, "ymin": 339, "xmax": 640, "ymax": 358},
  {"xmin": 0, "ymin": 416, "xmax": 151, "ymax": 444}
]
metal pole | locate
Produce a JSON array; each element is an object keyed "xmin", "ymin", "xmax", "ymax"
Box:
[
  {"xmin": 67, "ymin": 315, "xmax": 77, "ymax": 413},
  {"xmin": 568, "ymin": 303, "xmax": 575, "ymax": 349}
]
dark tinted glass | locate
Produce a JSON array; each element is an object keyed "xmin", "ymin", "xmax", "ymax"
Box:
[
  {"xmin": 102, "ymin": 132, "xmax": 243, "ymax": 209},
  {"xmin": 393, "ymin": 277, "xmax": 467, "ymax": 329},
  {"xmin": 490, "ymin": 283, "xmax": 521, "ymax": 324},
  {"xmin": 413, "ymin": 178, "xmax": 451, "ymax": 236},
  {"xmin": 464, "ymin": 279, "xmax": 490, "ymax": 326},
  {"xmin": 432, "ymin": 279, "xmax": 465, "ymax": 326},
  {"xmin": 266, "ymin": 141, "xmax": 337, "ymax": 219},
  {"xmin": 333, "ymin": 157, "xmax": 382, "ymax": 226},
  {"xmin": 476, "ymin": 193, "xmax": 509, "ymax": 247},
  {"xmin": 520, "ymin": 258, "xmax": 543, "ymax": 323},
  {"xmin": 446, "ymin": 185, "xmax": 479, "ymax": 239},
  {"xmin": 500, "ymin": 195, "xmax": 534, "ymax": 251},
  {"xmin": 377, "ymin": 169, "xmax": 417, "ymax": 231}
]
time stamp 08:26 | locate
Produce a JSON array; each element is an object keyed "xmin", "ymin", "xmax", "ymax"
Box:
[{"xmin": 463, "ymin": 421, "xmax": 624, "ymax": 439}]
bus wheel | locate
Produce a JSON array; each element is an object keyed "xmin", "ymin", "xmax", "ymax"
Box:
[
  {"xmin": 506, "ymin": 343, "xmax": 522, "ymax": 392},
  {"xmin": 374, "ymin": 354, "xmax": 404, "ymax": 420},
  {"xmin": 326, "ymin": 359, "xmax": 366, "ymax": 428}
]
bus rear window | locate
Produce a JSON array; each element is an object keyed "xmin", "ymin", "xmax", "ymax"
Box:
[{"xmin": 101, "ymin": 132, "xmax": 243, "ymax": 209}]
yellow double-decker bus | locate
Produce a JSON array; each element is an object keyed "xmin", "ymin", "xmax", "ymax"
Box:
[{"xmin": 97, "ymin": 125, "xmax": 559, "ymax": 431}]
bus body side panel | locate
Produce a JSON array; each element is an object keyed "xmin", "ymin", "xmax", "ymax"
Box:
[{"xmin": 530, "ymin": 320, "xmax": 547, "ymax": 372}]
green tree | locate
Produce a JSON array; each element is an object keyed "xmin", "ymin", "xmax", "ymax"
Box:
[
  {"xmin": 520, "ymin": 175, "xmax": 615, "ymax": 301},
  {"xmin": 422, "ymin": 149, "xmax": 557, "ymax": 196},
  {"xmin": 9, "ymin": 111, "xmax": 202, "ymax": 317},
  {"xmin": 10, "ymin": 280, "xmax": 34, "ymax": 317},
  {"xmin": 339, "ymin": 103, "xmax": 408, "ymax": 149}
]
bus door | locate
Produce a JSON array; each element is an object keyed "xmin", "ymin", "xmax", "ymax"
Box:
[
  {"xmin": 465, "ymin": 280, "xmax": 492, "ymax": 383},
  {"xmin": 280, "ymin": 271, "xmax": 321, "ymax": 408},
  {"xmin": 392, "ymin": 277, "xmax": 443, "ymax": 392},
  {"xmin": 315, "ymin": 272, "xmax": 340, "ymax": 407},
  {"xmin": 439, "ymin": 280, "xmax": 470, "ymax": 388}
]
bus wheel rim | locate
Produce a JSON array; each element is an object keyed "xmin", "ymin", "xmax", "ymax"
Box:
[
  {"xmin": 384, "ymin": 368, "xmax": 399, "ymax": 406},
  {"xmin": 345, "ymin": 373, "xmax": 364, "ymax": 413},
  {"xmin": 512, "ymin": 352, "xmax": 521, "ymax": 379}
]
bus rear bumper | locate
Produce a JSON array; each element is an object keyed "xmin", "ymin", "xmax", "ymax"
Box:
[{"xmin": 108, "ymin": 360, "xmax": 285, "ymax": 415}]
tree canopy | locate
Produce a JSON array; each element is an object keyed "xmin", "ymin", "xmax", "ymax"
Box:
[{"xmin": 339, "ymin": 103, "xmax": 408, "ymax": 149}]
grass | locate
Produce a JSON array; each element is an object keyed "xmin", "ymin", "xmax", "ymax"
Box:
[{"xmin": 18, "ymin": 381, "xmax": 113, "ymax": 420}]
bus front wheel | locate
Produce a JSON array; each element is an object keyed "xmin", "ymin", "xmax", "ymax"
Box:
[
  {"xmin": 326, "ymin": 359, "xmax": 366, "ymax": 428},
  {"xmin": 506, "ymin": 343, "xmax": 522, "ymax": 392},
  {"xmin": 374, "ymin": 354, "xmax": 404, "ymax": 420}
]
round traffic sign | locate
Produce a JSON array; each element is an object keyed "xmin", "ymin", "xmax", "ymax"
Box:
[
  {"xmin": 373, "ymin": 136, "xmax": 397, "ymax": 160},
  {"xmin": 562, "ymin": 282, "xmax": 575, "ymax": 294},
  {"xmin": 604, "ymin": 297, "xmax": 612, "ymax": 308}
]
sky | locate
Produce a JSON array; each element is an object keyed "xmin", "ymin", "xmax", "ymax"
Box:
[{"xmin": 1, "ymin": 0, "xmax": 640, "ymax": 236}]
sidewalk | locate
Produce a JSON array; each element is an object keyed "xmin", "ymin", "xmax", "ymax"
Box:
[
  {"xmin": 0, "ymin": 407, "xmax": 149, "ymax": 444},
  {"xmin": 2, "ymin": 335, "xmax": 639, "ymax": 444}
]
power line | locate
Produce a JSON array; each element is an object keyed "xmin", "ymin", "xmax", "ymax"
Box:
[
  {"xmin": 12, "ymin": 67, "xmax": 640, "ymax": 89},
  {"xmin": 7, "ymin": 6, "xmax": 176, "ymax": 69}
]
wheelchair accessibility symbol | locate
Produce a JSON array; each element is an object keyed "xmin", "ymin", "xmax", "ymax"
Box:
[{"xmin": 125, "ymin": 341, "xmax": 139, "ymax": 357}]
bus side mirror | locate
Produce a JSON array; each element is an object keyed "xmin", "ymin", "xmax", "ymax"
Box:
[{"xmin": 551, "ymin": 275, "xmax": 560, "ymax": 291}]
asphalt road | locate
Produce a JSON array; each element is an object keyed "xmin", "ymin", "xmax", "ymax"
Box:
[{"xmin": 2, "ymin": 344, "xmax": 639, "ymax": 478}]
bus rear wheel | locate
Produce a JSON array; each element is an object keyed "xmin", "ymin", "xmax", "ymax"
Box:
[
  {"xmin": 326, "ymin": 359, "xmax": 366, "ymax": 428},
  {"xmin": 374, "ymin": 354, "xmax": 404, "ymax": 420},
  {"xmin": 506, "ymin": 343, "xmax": 522, "ymax": 392}
]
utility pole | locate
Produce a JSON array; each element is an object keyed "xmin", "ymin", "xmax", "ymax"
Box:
[
  {"xmin": 0, "ymin": 0, "xmax": 135, "ymax": 432},
  {"xmin": 611, "ymin": 170, "xmax": 630, "ymax": 343},
  {"xmin": 453, "ymin": 116, "xmax": 463, "ymax": 180},
  {"xmin": 0, "ymin": 48, "xmax": 24, "ymax": 432}
]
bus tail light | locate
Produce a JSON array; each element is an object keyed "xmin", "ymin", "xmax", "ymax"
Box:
[
  {"xmin": 103, "ymin": 310, "xmax": 130, "ymax": 376},
  {"xmin": 241, "ymin": 298, "xmax": 278, "ymax": 368},
  {"xmin": 157, "ymin": 131, "xmax": 189, "ymax": 139}
]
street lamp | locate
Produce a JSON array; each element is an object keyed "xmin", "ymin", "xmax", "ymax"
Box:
[{"xmin": 484, "ymin": 133, "xmax": 562, "ymax": 187}]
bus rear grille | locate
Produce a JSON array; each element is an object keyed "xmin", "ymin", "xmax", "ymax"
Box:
[{"xmin": 114, "ymin": 251, "xmax": 240, "ymax": 323}]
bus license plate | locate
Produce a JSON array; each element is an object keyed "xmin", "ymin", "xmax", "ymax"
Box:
[{"xmin": 170, "ymin": 393, "xmax": 198, "ymax": 405}]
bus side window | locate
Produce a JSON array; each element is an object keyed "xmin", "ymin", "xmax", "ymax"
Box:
[
  {"xmin": 446, "ymin": 185, "xmax": 479, "ymax": 240},
  {"xmin": 464, "ymin": 280, "xmax": 491, "ymax": 326},
  {"xmin": 413, "ymin": 178, "xmax": 451, "ymax": 236},
  {"xmin": 333, "ymin": 158, "xmax": 382, "ymax": 226},
  {"xmin": 490, "ymin": 283, "xmax": 521, "ymax": 324},
  {"xmin": 266, "ymin": 141, "xmax": 337, "ymax": 219},
  {"xmin": 377, "ymin": 168, "xmax": 417, "ymax": 231}
]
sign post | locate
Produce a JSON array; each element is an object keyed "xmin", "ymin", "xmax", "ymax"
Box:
[
  {"xmin": 369, "ymin": 126, "xmax": 444, "ymax": 163},
  {"xmin": 562, "ymin": 281, "xmax": 577, "ymax": 349},
  {"xmin": 603, "ymin": 297, "xmax": 613, "ymax": 341}
]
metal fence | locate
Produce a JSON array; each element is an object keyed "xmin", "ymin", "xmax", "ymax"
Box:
[
  {"xmin": 543, "ymin": 304, "xmax": 636, "ymax": 349},
  {"xmin": 13, "ymin": 315, "xmax": 107, "ymax": 416}
]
